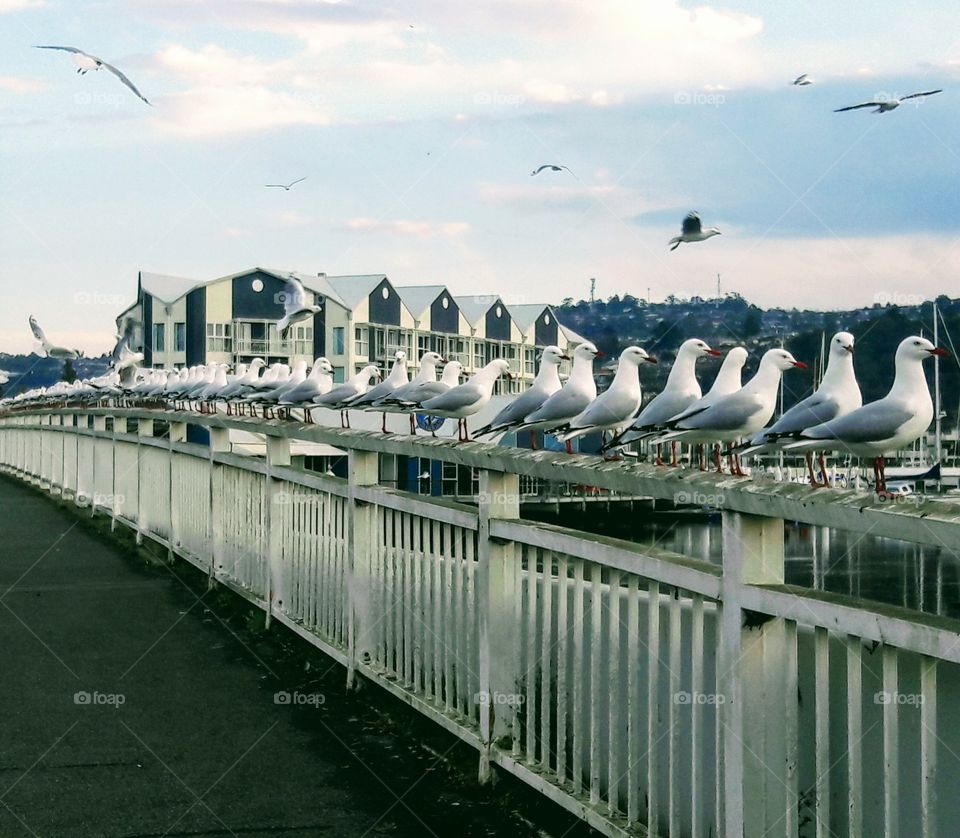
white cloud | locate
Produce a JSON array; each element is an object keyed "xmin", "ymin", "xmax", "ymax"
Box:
[
  {"xmin": 0, "ymin": 0, "xmax": 44, "ymax": 11},
  {"xmin": 343, "ymin": 217, "xmax": 470, "ymax": 238},
  {"xmin": 0, "ymin": 75, "xmax": 46, "ymax": 93}
]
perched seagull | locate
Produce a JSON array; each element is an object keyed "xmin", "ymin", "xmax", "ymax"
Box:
[
  {"xmin": 312, "ymin": 365, "xmax": 381, "ymax": 428},
  {"xmin": 605, "ymin": 338, "xmax": 721, "ymax": 462},
  {"xmin": 348, "ymin": 350, "xmax": 409, "ymax": 433},
  {"xmin": 277, "ymin": 275, "xmax": 322, "ymax": 338},
  {"xmin": 783, "ymin": 337, "xmax": 948, "ymax": 494},
  {"xmin": 418, "ymin": 359, "xmax": 514, "ymax": 442},
  {"xmin": 791, "ymin": 73, "xmax": 813, "ymax": 86},
  {"xmin": 393, "ymin": 361, "xmax": 463, "ymax": 410},
  {"xmin": 29, "ymin": 315, "xmax": 81, "ymax": 360},
  {"xmin": 376, "ymin": 351, "xmax": 445, "ymax": 407},
  {"xmin": 34, "ymin": 45, "xmax": 151, "ymax": 104},
  {"xmin": 472, "ymin": 345, "xmax": 569, "ymax": 446},
  {"xmin": 515, "ymin": 341, "xmax": 603, "ymax": 453},
  {"xmin": 278, "ymin": 358, "xmax": 334, "ymax": 421},
  {"xmin": 555, "ymin": 347, "xmax": 657, "ymax": 447},
  {"xmin": 265, "ymin": 177, "xmax": 307, "ymax": 191},
  {"xmin": 669, "ymin": 211, "xmax": 721, "ymax": 251},
  {"xmin": 530, "ymin": 164, "xmax": 574, "ymax": 177},
  {"xmin": 834, "ymin": 89, "xmax": 942, "ymax": 113},
  {"xmin": 650, "ymin": 349, "xmax": 806, "ymax": 474},
  {"xmin": 741, "ymin": 332, "xmax": 862, "ymax": 485}
]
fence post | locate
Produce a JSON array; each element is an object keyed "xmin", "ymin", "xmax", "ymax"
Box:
[
  {"xmin": 720, "ymin": 510, "xmax": 788, "ymax": 838},
  {"xmin": 347, "ymin": 449, "xmax": 378, "ymax": 690},
  {"xmin": 477, "ymin": 467, "xmax": 521, "ymax": 784},
  {"xmin": 209, "ymin": 428, "xmax": 230, "ymax": 583},
  {"xmin": 135, "ymin": 418, "xmax": 154, "ymax": 544},
  {"xmin": 167, "ymin": 422, "xmax": 187, "ymax": 559},
  {"xmin": 265, "ymin": 436, "xmax": 291, "ymax": 628},
  {"xmin": 111, "ymin": 417, "xmax": 127, "ymax": 530}
]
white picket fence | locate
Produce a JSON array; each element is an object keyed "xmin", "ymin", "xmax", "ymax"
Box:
[{"xmin": 2, "ymin": 408, "xmax": 960, "ymax": 837}]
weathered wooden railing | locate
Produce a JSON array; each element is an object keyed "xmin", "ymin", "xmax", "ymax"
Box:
[{"xmin": 2, "ymin": 408, "xmax": 960, "ymax": 838}]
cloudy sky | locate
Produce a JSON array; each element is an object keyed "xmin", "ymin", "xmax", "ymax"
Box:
[{"xmin": 1, "ymin": 0, "xmax": 959, "ymax": 353}]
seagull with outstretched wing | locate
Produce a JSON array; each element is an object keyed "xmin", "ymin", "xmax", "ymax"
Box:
[
  {"xmin": 34, "ymin": 45, "xmax": 151, "ymax": 105},
  {"xmin": 791, "ymin": 73, "xmax": 813, "ymax": 86},
  {"xmin": 265, "ymin": 177, "xmax": 307, "ymax": 191},
  {"xmin": 530, "ymin": 164, "xmax": 575, "ymax": 177},
  {"xmin": 277, "ymin": 275, "xmax": 322, "ymax": 337},
  {"xmin": 834, "ymin": 89, "xmax": 942, "ymax": 113},
  {"xmin": 669, "ymin": 211, "xmax": 722, "ymax": 250},
  {"xmin": 29, "ymin": 315, "xmax": 81, "ymax": 360}
]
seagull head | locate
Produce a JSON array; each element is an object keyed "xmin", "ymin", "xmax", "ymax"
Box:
[
  {"xmin": 899, "ymin": 336, "xmax": 949, "ymax": 362},
  {"xmin": 619, "ymin": 346, "xmax": 657, "ymax": 366},
  {"xmin": 540, "ymin": 345, "xmax": 569, "ymax": 365},
  {"xmin": 763, "ymin": 348, "xmax": 806, "ymax": 371},
  {"xmin": 831, "ymin": 331, "xmax": 855, "ymax": 356}
]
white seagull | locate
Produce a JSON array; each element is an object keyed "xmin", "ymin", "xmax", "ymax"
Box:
[
  {"xmin": 554, "ymin": 346, "xmax": 657, "ymax": 446},
  {"xmin": 278, "ymin": 358, "xmax": 334, "ymax": 421},
  {"xmin": 516, "ymin": 341, "xmax": 603, "ymax": 453},
  {"xmin": 472, "ymin": 345, "xmax": 569, "ymax": 446},
  {"xmin": 791, "ymin": 73, "xmax": 813, "ymax": 86},
  {"xmin": 783, "ymin": 336, "xmax": 948, "ymax": 494},
  {"xmin": 418, "ymin": 359, "xmax": 513, "ymax": 442},
  {"xmin": 652, "ymin": 349, "xmax": 807, "ymax": 474},
  {"xmin": 312, "ymin": 364, "xmax": 381, "ymax": 428},
  {"xmin": 265, "ymin": 177, "xmax": 307, "ymax": 191},
  {"xmin": 348, "ymin": 350, "xmax": 409, "ymax": 433},
  {"xmin": 669, "ymin": 211, "xmax": 721, "ymax": 251},
  {"xmin": 29, "ymin": 315, "xmax": 81, "ymax": 360},
  {"xmin": 277, "ymin": 275, "xmax": 322, "ymax": 338},
  {"xmin": 741, "ymin": 331, "xmax": 862, "ymax": 485},
  {"xmin": 604, "ymin": 338, "xmax": 721, "ymax": 462},
  {"xmin": 34, "ymin": 45, "xmax": 151, "ymax": 105},
  {"xmin": 834, "ymin": 89, "xmax": 942, "ymax": 114}
]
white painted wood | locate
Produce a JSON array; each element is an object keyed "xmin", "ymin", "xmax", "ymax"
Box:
[
  {"xmin": 347, "ymin": 449, "xmax": 378, "ymax": 688},
  {"xmin": 921, "ymin": 655, "xmax": 937, "ymax": 838},
  {"xmin": 691, "ymin": 594, "xmax": 705, "ymax": 838},
  {"xmin": 847, "ymin": 636, "xmax": 863, "ymax": 838},
  {"xmin": 815, "ymin": 626, "xmax": 830, "ymax": 838},
  {"xmin": 626, "ymin": 576, "xmax": 640, "ymax": 827},
  {"xmin": 882, "ymin": 645, "xmax": 899, "ymax": 838},
  {"xmin": 647, "ymin": 580, "xmax": 660, "ymax": 836},
  {"xmin": 784, "ymin": 620, "xmax": 799, "ymax": 838},
  {"xmin": 607, "ymin": 569, "xmax": 621, "ymax": 816}
]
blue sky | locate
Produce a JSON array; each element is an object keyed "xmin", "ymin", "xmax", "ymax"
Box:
[{"xmin": 1, "ymin": 0, "xmax": 959, "ymax": 353}]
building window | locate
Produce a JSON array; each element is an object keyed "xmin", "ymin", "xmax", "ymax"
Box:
[
  {"xmin": 524, "ymin": 347, "xmax": 536, "ymax": 376},
  {"xmin": 448, "ymin": 337, "xmax": 468, "ymax": 366},
  {"xmin": 333, "ymin": 327, "xmax": 345, "ymax": 355},
  {"xmin": 206, "ymin": 323, "xmax": 232, "ymax": 352},
  {"xmin": 153, "ymin": 323, "xmax": 165, "ymax": 353},
  {"xmin": 473, "ymin": 341, "xmax": 484, "ymax": 370},
  {"xmin": 333, "ymin": 366, "xmax": 345, "ymax": 383},
  {"xmin": 174, "ymin": 322, "xmax": 186, "ymax": 352},
  {"xmin": 353, "ymin": 327, "xmax": 367, "ymax": 357}
]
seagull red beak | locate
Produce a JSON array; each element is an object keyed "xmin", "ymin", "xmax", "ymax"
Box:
[
  {"xmin": 560, "ymin": 354, "xmax": 571, "ymax": 361},
  {"xmin": 706, "ymin": 348, "xmax": 723, "ymax": 357},
  {"xmin": 792, "ymin": 361, "xmax": 808, "ymax": 369},
  {"xmin": 844, "ymin": 344, "xmax": 854, "ymax": 354},
  {"xmin": 929, "ymin": 347, "xmax": 950, "ymax": 358},
  {"xmin": 594, "ymin": 350, "xmax": 604, "ymax": 357},
  {"xmin": 505, "ymin": 372, "xmax": 514, "ymax": 379},
  {"xmin": 646, "ymin": 355, "xmax": 658, "ymax": 364}
]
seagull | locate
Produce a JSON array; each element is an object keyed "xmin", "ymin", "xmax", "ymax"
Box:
[
  {"xmin": 392, "ymin": 361, "xmax": 463, "ymax": 413},
  {"xmin": 347, "ymin": 350, "xmax": 409, "ymax": 432},
  {"xmin": 554, "ymin": 346, "xmax": 657, "ymax": 447},
  {"xmin": 530, "ymin": 164, "xmax": 575, "ymax": 177},
  {"xmin": 278, "ymin": 357, "xmax": 334, "ymax": 421},
  {"xmin": 604, "ymin": 338, "xmax": 721, "ymax": 463},
  {"xmin": 29, "ymin": 315, "xmax": 81, "ymax": 360},
  {"xmin": 312, "ymin": 364, "xmax": 381, "ymax": 428},
  {"xmin": 834, "ymin": 89, "xmax": 942, "ymax": 114},
  {"xmin": 783, "ymin": 337, "xmax": 948, "ymax": 494},
  {"xmin": 472, "ymin": 345, "xmax": 569, "ymax": 447},
  {"xmin": 418, "ymin": 359, "xmax": 514, "ymax": 442},
  {"xmin": 741, "ymin": 332, "xmax": 862, "ymax": 485},
  {"xmin": 33, "ymin": 45, "xmax": 151, "ymax": 105},
  {"xmin": 277, "ymin": 275, "xmax": 322, "ymax": 338},
  {"xmin": 669, "ymin": 211, "xmax": 721, "ymax": 251},
  {"xmin": 650, "ymin": 349, "xmax": 807, "ymax": 474},
  {"xmin": 515, "ymin": 341, "xmax": 603, "ymax": 453},
  {"xmin": 791, "ymin": 73, "xmax": 813, "ymax": 86},
  {"xmin": 265, "ymin": 177, "xmax": 307, "ymax": 191}
]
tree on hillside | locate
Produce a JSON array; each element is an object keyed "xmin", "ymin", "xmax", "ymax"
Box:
[{"xmin": 62, "ymin": 360, "xmax": 77, "ymax": 384}]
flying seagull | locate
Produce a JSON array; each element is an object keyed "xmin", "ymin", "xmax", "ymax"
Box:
[
  {"xmin": 530, "ymin": 164, "xmax": 574, "ymax": 177},
  {"xmin": 791, "ymin": 73, "xmax": 813, "ymax": 86},
  {"xmin": 834, "ymin": 89, "xmax": 942, "ymax": 113},
  {"xmin": 29, "ymin": 315, "xmax": 81, "ymax": 360},
  {"xmin": 265, "ymin": 177, "xmax": 307, "ymax": 191},
  {"xmin": 669, "ymin": 211, "xmax": 721, "ymax": 251},
  {"xmin": 33, "ymin": 45, "xmax": 151, "ymax": 105},
  {"xmin": 277, "ymin": 275, "xmax": 321, "ymax": 337}
]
